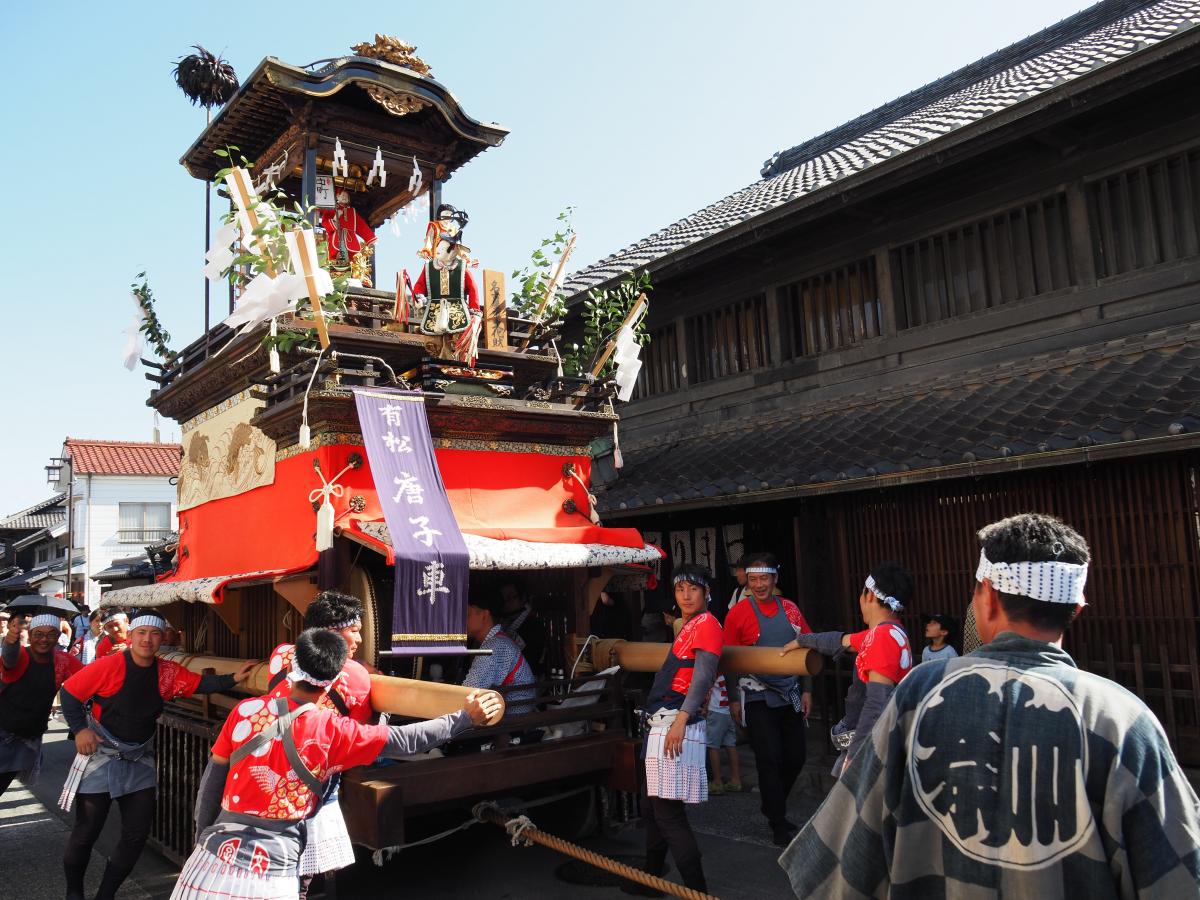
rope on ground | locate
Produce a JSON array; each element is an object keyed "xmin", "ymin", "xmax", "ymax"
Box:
[{"xmin": 472, "ymin": 801, "xmax": 720, "ymax": 900}]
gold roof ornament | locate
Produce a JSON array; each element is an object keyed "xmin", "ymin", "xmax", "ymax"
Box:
[{"xmin": 351, "ymin": 35, "xmax": 432, "ymax": 76}]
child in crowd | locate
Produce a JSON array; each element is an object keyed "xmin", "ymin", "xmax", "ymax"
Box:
[
  {"xmin": 922, "ymin": 613, "xmax": 959, "ymax": 663},
  {"xmin": 705, "ymin": 673, "xmax": 741, "ymax": 794}
]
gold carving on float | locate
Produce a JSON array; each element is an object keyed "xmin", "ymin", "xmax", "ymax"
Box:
[
  {"xmin": 392, "ymin": 633, "xmax": 468, "ymax": 642},
  {"xmin": 432, "ymin": 438, "xmax": 589, "ymax": 456},
  {"xmin": 363, "ymin": 84, "xmax": 431, "ymax": 118},
  {"xmin": 352, "ymin": 35, "xmax": 433, "ymax": 75},
  {"xmin": 179, "ymin": 391, "xmax": 276, "ymax": 511}
]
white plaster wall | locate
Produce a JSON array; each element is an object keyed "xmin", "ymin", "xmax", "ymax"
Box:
[{"xmin": 82, "ymin": 475, "xmax": 177, "ymax": 607}]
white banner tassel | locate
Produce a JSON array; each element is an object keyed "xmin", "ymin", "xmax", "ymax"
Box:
[
  {"xmin": 268, "ymin": 318, "xmax": 281, "ymax": 374},
  {"xmin": 308, "ymin": 458, "xmax": 356, "ymax": 553}
]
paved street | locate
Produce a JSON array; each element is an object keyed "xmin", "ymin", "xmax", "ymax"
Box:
[{"xmin": 0, "ymin": 720, "xmax": 833, "ymax": 899}]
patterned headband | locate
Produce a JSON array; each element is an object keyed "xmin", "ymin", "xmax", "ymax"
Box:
[
  {"xmin": 976, "ymin": 549, "xmax": 1087, "ymax": 606},
  {"xmin": 28, "ymin": 614, "xmax": 62, "ymax": 631},
  {"xmin": 287, "ymin": 659, "xmax": 337, "ymax": 688},
  {"xmin": 745, "ymin": 566, "xmax": 778, "ymax": 575},
  {"xmin": 102, "ymin": 610, "xmax": 128, "ymax": 624},
  {"xmin": 672, "ymin": 573, "xmax": 711, "ymax": 595},
  {"xmin": 865, "ymin": 575, "xmax": 904, "ymax": 612},
  {"xmin": 129, "ymin": 614, "xmax": 168, "ymax": 632},
  {"xmin": 328, "ymin": 618, "xmax": 361, "ymax": 631}
]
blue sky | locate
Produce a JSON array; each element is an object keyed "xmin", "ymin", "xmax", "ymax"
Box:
[{"xmin": 0, "ymin": 0, "xmax": 1092, "ymax": 514}]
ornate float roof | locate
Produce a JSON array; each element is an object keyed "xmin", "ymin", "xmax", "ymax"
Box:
[
  {"xmin": 597, "ymin": 322, "xmax": 1200, "ymax": 515},
  {"xmin": 564, "ymin": 0, "xmax": 1200, "ymax": 297},
  {"xmin": 180, "ymin": 51, "xmax": 508, "ymax": 182}
]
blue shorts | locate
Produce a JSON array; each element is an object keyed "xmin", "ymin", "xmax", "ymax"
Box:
[{"xmin": 705, "ymin": 711, "xmax": 736, "ymax": 749}]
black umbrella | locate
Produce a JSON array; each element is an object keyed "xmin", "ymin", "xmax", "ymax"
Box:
[{"xmin": 2, "ymin": 594, "xmax": 77, "ymax": 618}]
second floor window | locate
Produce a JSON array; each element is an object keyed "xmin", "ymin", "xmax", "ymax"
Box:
[
  {"xmin": 119, "ymin": 502, "xmax": 172, "ymax": 543},
  {"xmin": 685, "ymin": 293, "xmax": 771, "ymax": 384}
]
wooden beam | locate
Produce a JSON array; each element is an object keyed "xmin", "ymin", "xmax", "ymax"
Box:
[
  {"xmin": 874, "ymin": 246, "xmax": 899, "ymax": 335},
  {"xmin": 1066, "ymin": 180, "xmax": 1097, "ymax": 285}
]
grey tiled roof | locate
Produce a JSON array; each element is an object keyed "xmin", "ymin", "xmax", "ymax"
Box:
[
  {"xmin": 565, "ymin": 1, "xmax": 1200, "ymax": 297},
  {"xmin": 597, "ymin": 324, "xmax": 1200, "ymax": 514},
  {"xmin": 0, "ymin": 494, "xmax": 66, "ymax": 532}
]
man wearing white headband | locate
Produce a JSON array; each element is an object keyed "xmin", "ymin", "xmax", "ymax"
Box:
[
  {"xmin": 263, "ymin": 591, "xmax": 377, "ymax": 894},
  {"xmin": 781, "ymin": 513, "xmax": 1200, "ymax": 899},
  {"xmin": 0, "ymin": 610, "xmax": 83, "ymax": 796},
  {"xmin": 173, "ymin": 628, "xmax": 500, "ymax": 900},
  {"xmin": 59, "ymin": 608, "xmax": 256, "ymax": 900},
  {"xmin": 94, "ymin": 608, "xmax": 130, "ymax": 659},
  {"xmin": 723, "ymin": 552, "xmax": 814, "ymax": 847},
  {"xmin": 629, "ymin": 563, "xmax": 723, "ymax": 895},
  {"xmin": 781, "ymin": 561, "xmax": 915, "ymax": 777}
]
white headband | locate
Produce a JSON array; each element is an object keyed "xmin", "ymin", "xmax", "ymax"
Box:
[
  {"xmin": 129, "ymin": 614, "xmax": 168, "ymax": 632},
  {"xmin": 975, "ymin": 548, "xmax": 1087, "ymax": 606},
  {"xmin": 865, "ymin": 575, "xmax": 903, "ymax": 612},
  {"xmin": 745, "ymin": 566, "xmax": 777, "ymax": 575},
  {"xmin": 102, "ymin": 611, "xmax": 129, "ymax": 624},
  {"xmin": 287, "ymin": 659, "xmax": 337, "ymax": 688},
  {"xmin": 328, "ymin": 618, "xmax": 361, "ymax": 631},
  {"xmin": 29, "ymin": 614, "xmax": 62, "ymax": 631}
]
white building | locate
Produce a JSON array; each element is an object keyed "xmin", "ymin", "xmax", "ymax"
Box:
[{"xmin": 49, "ymin": 438, "xmax": 182, "ymax": 608}]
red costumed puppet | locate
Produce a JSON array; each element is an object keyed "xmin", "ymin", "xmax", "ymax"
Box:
[
  {"xmin": 320, "ymin": 189, "xmax": 377, "ymax": 287},
  {"xmin": 412, "ymin": 203, "xmax": 481, "ymax": 364}
]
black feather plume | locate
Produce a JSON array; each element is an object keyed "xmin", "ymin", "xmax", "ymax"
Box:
[{"xmin": 173, "ymin": 45, "xmax": 239, "ymax": 109}]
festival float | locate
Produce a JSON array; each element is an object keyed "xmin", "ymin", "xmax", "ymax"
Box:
[{"xmin": 106, "ymin": 37, "xmax": 820, "ymax": 864}]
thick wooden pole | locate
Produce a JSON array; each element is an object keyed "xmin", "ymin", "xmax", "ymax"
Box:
[
  {"xmin": 160, "ymin": 651, "xmax": 506, "ymax": 725},
  {"xmin": 591, "ymin": 639, "xmax": 822, "ymax": 676}
]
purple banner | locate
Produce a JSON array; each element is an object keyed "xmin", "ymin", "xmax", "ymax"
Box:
[{"xmin": 353, "ymin": 388, "xmax": 469, "ymax": 655}]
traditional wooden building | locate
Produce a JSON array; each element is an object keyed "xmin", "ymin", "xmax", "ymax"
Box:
[{"xmin": 565, "ymin": 0, "xmax": 1200, "ymax": 761}]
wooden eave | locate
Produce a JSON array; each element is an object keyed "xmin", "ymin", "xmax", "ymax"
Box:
[
  {"xmin": 602, "ymin": 432, "xmax": 1200, "ymax": 519},
  {"xmin": 180, "ymin": 55, "xmax": 508, "ymax": 182}
]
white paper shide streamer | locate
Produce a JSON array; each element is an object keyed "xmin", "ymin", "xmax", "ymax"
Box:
[
  {"xmin": 122, "ymin": 292, "xmax": 146, "ymax": 371},
  {"xmin": 333, "ymin": 138, "xmax": 349, "ymax": 178},
  {"xmin": 366, "ymin": 146, "xmax": 387, "ymax": 187}
]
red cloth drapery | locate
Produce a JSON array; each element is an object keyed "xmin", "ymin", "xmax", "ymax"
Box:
[{"xmin": 167, "ymin": 443, "xmax": 640, "ymax": 582}]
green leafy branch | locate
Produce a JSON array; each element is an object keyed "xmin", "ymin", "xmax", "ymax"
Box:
[
  {"xmin": 130, "ymin": 272, "xmax": 176, "ymax": 364},
  {"xmin": 509, "ymin": 207, "xmax": 574, "ymax": 328},
  {"xmin": 564, "ymin": 269, "xmax": 652, "ymax": 377}
]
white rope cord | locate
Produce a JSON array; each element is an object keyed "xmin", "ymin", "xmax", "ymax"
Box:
[
  {"xmin": 368, "ymin": 785, "xmax": 592, "ymax": 865},
  {"xmin": 504, "ymin": 814, "xmax": 536, "ymax": 847}
]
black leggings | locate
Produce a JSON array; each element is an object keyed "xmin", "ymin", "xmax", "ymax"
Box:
[
  {"xmin": 63, "ymin": 788, "xmax": 156, "ymax": 884},
  {"xmin": 639, "ymin": 779, "xmax": 706, "ymax": 891},
  {"xmin": 744, "ymin": 700, "xmax": 807, "ymax": 829}
]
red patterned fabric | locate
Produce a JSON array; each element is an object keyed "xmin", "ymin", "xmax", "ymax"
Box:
[
  {"xmin": 212, "ymin": 696, "xmax": 389, "ymax": 819},
  {"xmin": 264, "ymin": 643, "xmax": 373, "ymax": 724},
  {"xmin": 723, "ymin": 597, "xmax": 812, "ymax": 648},
  {"xmin": 668, "ymin": 612, "xmax": 723, "ymax": 696},
  {"xmin": 0, "ymin": 646, "xmax": 82, "ymax": 688},
  {"xmin": 61, "ymin": 651, "xmax": 202, "ymax": 725},
  {"xmin": 847, "ymin": 622, "xmax": 914, "ymax": 685}
]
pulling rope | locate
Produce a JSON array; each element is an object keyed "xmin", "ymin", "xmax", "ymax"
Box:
[{"xmin": 472, "ymin": 802, "xmax": 719, "ymax": 900}]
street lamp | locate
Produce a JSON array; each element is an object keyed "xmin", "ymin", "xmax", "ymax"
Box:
[{"xmin": 46, "ymin": 456, "xmax": 75, "ymax": 606}]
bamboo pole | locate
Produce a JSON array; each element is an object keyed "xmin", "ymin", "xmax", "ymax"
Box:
[
  {"xmin": 518, "ymin": 233, "xmax": 576, "ymax": 351},
  {"xmin": 590, "ymin": 640, "xmax": 822, "ymax": 677},
  {"xmin": 160, "ymin": 651, "xmax": 505, "ymax": 725},
  {"xmin": 292, "ymin": 232, "xmax": 332, "ymax": 349}
]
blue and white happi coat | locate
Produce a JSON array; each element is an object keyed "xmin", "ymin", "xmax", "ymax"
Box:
[{"xmin": 780, "ymin": 633, "xmax": 1200, "ymax": 899}]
